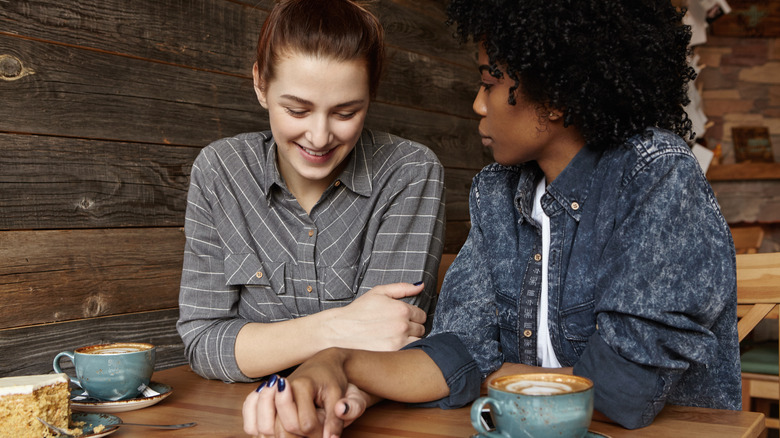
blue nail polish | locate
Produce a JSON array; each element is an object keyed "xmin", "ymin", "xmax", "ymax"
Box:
[
  {"xmin": 255, "ymin": 381, "xmax": 266, "ymax": 393},
  {"xmin": 413, "ymin": 281, "xmax": 423, "ymax": 286},
  {"xmin": 278, "ymin": 378, "xmax": 286, "ymax": 392},
  {"xmin": 267, "ymin": 374, "xmax": 279, "ymax": 388}
]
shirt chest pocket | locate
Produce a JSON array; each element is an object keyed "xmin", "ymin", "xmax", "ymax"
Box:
[
  {"xmin": 321, "ymin": 265, "xmax": 358, "ymax": 301},
  {"xmin": 224, "ymin": 253, "xmax": 286, "ymax": 295}
]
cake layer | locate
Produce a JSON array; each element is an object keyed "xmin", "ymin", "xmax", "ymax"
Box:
[{"xmin": 0, "ymin": 373, "xmax": 69, "ymax": 396}]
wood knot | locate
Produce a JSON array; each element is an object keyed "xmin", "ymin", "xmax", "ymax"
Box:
[{"xmin": 0, "ymin": 54, "xmax": 34, "ymax": 81}]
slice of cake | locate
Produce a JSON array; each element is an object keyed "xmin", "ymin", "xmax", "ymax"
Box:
[{"xmin": 0, "ymin": 373, "xmax": 81, "ymax": 437}]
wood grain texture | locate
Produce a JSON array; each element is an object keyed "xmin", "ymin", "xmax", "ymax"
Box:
[
  {"xmin": 0, "ymin": 309, "xmax": 185, "ymax": 376},
  {"xmin": 0, "ymin": 228, "xmax": 184, "ymax": 329},
  {"xmin": 0, "ymin": 133, "xmax": 198, "ymax": 229},
  {"xmin": 711, "ymin": 180, "xmax": 780, "ymax": 224}
]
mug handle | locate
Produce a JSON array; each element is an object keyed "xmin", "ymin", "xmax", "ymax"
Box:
[
  {"xmin": 470, "ymin": 396, "xmax": 506, "ymax": 438},
  {"xmin": 53, "ymin": 351, "xmax": 82, "ymax": 388}
]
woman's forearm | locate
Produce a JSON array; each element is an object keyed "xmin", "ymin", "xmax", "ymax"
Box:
[
  {"xmin": 235, "ymin": 308, "xmax": 340, "ymax": 378},
  {"xmin": 341, "ymin": 348, "xmax": 449, "ymax": 403}
]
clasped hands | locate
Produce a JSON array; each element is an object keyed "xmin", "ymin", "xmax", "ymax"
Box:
[
  {"xmin": 242, "ymin": 349, "xmax": 370, "ymax": 438},
  {"xmin": 243, "ymin": 282, "xmax": 427, "ymax": 437}
]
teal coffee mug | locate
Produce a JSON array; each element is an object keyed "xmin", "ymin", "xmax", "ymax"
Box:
[
  {"xmin": 471, "ymin": 373, "xmax": 594, "ymax": 438},
  {"xmin": 53, "ymin": 342, "xmax": 156, "ymax": 401}
]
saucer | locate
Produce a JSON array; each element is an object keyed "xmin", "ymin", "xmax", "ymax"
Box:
[
  {"xmin": 72, "ymin": 413, "xmax": 121, "ymax": 437},
  {"xmin": 471, "ymin": 430, "xmax": 610, "ymax": 438},
  {"xmin": 71, "ymin": 382, "xmax": 172, "ymax": 413}
]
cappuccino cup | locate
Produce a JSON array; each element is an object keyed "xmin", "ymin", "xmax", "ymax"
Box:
[
  {"xmin": 471, "ymin": 373, "xmax": 594, "ymax": 438},
  {"xmin": 53, "ymin": 342, "xmax": 156, "ymax": 401}
]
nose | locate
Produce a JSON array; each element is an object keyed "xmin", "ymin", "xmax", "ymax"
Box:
[
  {"xmin": 305, "ymin": 115, "xmax": 333, "ymax": 148},
  {"xmin": 472, "ymin": 87, "xmax": 487, "ymax": 117}
]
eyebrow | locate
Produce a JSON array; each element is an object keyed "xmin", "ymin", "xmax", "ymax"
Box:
[{"xmin": 279, "ymin": 94, "xmax": 366, "ymax": 108}]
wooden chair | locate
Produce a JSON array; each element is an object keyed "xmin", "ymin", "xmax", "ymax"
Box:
[
  {"xmin": 436, "ymin": 253, "xmax": 457, "ymax": 294},
  {"xmin": 732, "ymin": 225, "xmax": 765, "ymax": 254},
  {"xmin": 737, "ymin": 252, "xmax": 780, "ymax": 434}
]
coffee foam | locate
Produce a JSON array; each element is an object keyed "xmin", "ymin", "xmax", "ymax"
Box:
[
  {"xmin": 493, "ymin": 374, "xmax": 592, "ymax": 395},
  {"xmin": 505, "ymin": 380, "xmax": 573, "ymax": 395},
  {"xmin": 80, "ymin": 343, "xmax": 153, "ymax": 355}
]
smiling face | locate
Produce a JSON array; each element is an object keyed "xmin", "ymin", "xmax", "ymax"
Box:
[{"xmin": 254, "ymin": 52, "xmax": 369, "ymax": 199}]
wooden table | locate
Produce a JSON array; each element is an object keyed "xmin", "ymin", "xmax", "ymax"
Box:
[{"xmin": 104, "ymin": 365, "xmax": 764, "ymax": 437}]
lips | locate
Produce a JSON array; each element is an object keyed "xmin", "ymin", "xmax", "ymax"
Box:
[
  {"xmin": 479, "ymin": 131, "xmax": 492, "ymax": 147},
  {"xmin": 297, "ymin": 143, "xmax": 336, "ymax": 158}
]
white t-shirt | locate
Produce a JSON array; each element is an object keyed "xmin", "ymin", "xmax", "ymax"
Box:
[{"xmin": 531, "ymin": 177, "xmax": 562, "ymax": 368}]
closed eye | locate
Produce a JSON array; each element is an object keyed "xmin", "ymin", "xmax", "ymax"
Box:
[
  {"xmin": 284, "ymin": 107, "xmax": 307, "ymax": 117},
  {"xmin": 479, "ymin": 81, "xmax": 493, "ymax": 91}
]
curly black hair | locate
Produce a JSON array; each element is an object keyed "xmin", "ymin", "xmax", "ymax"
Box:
[{"xmin": 447, "ymin": 0, "xmax": 697, "ymax": 149}]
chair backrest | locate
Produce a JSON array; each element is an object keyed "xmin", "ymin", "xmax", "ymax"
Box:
[
  {"xmin": 732, "ymin": 226, "xmax": 765, "ymax": 255},
  {"xmin": 737, "ymin": 252, "xmax": 780, "ymax": 342},
  {"xmin": 437, "ymin": 253, "xmax": 457, "ymax": 294}
]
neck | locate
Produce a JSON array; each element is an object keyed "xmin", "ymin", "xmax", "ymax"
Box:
[{"xmin": 537, "ymin": 126, "xmax": 586, "ymax": 184}]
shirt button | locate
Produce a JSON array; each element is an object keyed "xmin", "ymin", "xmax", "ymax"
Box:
[
  {"xmin": 523, "ymin": 329, "xmax": 533, "ymax": 337},
  {"xmin": 534, "ymin": 253, "xmax": 542, "ymax": 262},
  {"xmin": 334, "ymin": 180, "xmax": 341, "ymax": 187},
  {"xmin": 571, "ymin": 201, "xmax": 580, "ymax": 210},
  {"xmin": 306, "ymin": 285, "xmax": 313, "ymax": 293},
  {"xmin": 255, "ymin": 271, "xmax": 263, "ymax": 278},
  {"xmin": 308, "ymin": 229, "xmax": 314, "ymax": 237}
]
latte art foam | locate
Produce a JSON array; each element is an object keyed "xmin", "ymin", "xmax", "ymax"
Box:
[
  {"xmin": 505, "ymin": 380, "xmax": 573, "ymax": 395},
  {"xmin": 89, "ymin": 346, "xmax": 146, "ymax": 354},
  {"xmin": 78, "ymin": 343, "xmax": 154, "ymax": 355}
]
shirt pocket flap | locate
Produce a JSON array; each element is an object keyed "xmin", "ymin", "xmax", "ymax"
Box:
[
  {"xmin": 224, "ymin": 253, "xmax": 280, "ymax": 289},
  {"xmin": 322, "ymin": 265, "xmax": 358, "ymax": 301}
]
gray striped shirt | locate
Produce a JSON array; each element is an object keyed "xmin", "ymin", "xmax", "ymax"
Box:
[{"xmin": 177, "ymin": 129, "xmax": 445, "ymax": 382}]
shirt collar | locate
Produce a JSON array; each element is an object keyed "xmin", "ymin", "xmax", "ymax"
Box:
[
  {"xmin": 336, "ymin": 130, "xmax": 373, "ymax": 197},
  {"xmin": 514, "ymin": 145, "xmax": 602, "ymax": 222},
  {"xmin": 261, "ymin": 130, "xmax": 374, "ymax": 202},
  {"xmin": 544, "ymin": 144, "xmax": 602, "ymax": 220}
]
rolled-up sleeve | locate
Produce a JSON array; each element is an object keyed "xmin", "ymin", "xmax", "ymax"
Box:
[{"xmin": 403, "ymin": 333, "xmax": 482, "ymax": 408}]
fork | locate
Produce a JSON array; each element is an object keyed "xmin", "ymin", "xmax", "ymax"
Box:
[{"xmin": 37, "ymin": 416, "xmax": 197, "ymax": 436}]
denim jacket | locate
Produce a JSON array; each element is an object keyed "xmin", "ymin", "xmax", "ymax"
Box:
[{"xmin": 406, "ymin": 128, "xmax": 741, "ymax": 429}]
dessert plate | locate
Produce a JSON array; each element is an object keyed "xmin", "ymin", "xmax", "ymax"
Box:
[
  {"xmin": 72, "ymin": 413, "xmax": 121, "ymax": 438},
  {"xmin": 71, "ymin": 382, "xmax": 172, "ymax": 413}
]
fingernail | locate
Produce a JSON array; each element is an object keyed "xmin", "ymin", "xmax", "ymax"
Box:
[
  {"xmin": 267, "ymin": 374, "xmax": 279, "ymax": 388},
  {"xmin": 343, "ymin": 402, "xmax": 350, "ymax": 415},
  {"xmin": 278, "ymin": 377, "xmax": 286, "ymax": 392},
  {"xmin": 255, "ymin": 381, "xmax": 266, "ymax": 393},
  {"xmin": 413, "ymin": 281, "xmax": 423, "ymax": 286}
]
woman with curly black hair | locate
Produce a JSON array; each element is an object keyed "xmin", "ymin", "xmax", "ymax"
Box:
[{"xmin": 243, "ymin": 1, "xmax": 740, "ymax": 435}]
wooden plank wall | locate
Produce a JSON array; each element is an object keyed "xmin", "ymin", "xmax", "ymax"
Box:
[{"xmin": 0, "ymin": 0, "xmax": 490, "ymax": 376}]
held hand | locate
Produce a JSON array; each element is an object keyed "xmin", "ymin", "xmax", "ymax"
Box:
[
  {"xmin": 327, "ymin": 283, "xmax": 427, "ymax": 351},
  {"xmin": 242, "ymin": 349, "xmax": 354, "ymax": 437}
]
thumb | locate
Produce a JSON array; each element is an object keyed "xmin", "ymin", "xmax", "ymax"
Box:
[{"xmin": 370, "ymin": 282, "xmax": 424, "ymax": 300}]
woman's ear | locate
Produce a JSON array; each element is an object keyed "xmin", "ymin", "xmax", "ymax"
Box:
[{"xmin": 252, "ymin": 62, "xmax": 268, "ymax": 109}]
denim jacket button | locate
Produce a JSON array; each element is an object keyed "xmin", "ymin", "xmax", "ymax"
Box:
[
  {"xmin": 534, "ymin": 253, "xmax": 542, "ymax": 262},
  {"xmin": 523, "ymin": 329, "xmax": 533, "ymax": 337},
  {"xmin": 571, "ymin": 201, "xmax": 580, "ymax": 210}
]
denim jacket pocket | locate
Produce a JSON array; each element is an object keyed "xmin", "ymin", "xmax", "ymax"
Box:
[
  {"xmin": 223, "ymin": 253, "xmax": 286, "ymax": 295},
  {"xmin": 560, "ymin": 300, "xmax": 596, "ymax": 356},
  {"xmin": 322, "ymin": 265, "xmax": 358, "ymax": 301}
]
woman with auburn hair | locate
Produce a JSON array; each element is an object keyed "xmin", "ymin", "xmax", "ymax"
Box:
[
  {"xmin": 177, "ymin": 0, "xmax": 444, "ymax": 387},
  {"xmin": 243, "ymin": 0, "xmax": 740, "ymax": 436}
]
